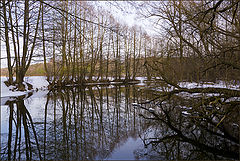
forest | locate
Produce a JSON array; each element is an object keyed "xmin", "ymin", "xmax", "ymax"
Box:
[
  {"xmin": 1, "ymin": 1, "xmax": 240, "ymax": 88},
  {"xmin": 0, "ymin": 0, "xmax": 239, "ymax": 160}
]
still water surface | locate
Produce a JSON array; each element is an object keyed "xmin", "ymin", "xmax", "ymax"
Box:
[
  {"xmin": 0, "ymin": 84, "xmax": 239, "ymax": 160},
  {"xmin": 1, "ymin": 85, "xmax": 152, "ymax": 160}
]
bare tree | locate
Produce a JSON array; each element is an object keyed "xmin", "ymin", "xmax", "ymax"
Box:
[{"xmin": 2, "ymin": 0, "xmax": 42, "ymax": 90}]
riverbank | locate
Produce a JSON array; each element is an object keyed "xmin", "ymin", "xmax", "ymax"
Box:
[{"xmin": 0, "ymin": 76, "xmax": 49, "ymax": 98}]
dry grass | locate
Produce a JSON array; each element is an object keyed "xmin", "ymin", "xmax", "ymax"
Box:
[{"xmin": 0, "ymin": 63, "xmax": 46, "ymax": 76}]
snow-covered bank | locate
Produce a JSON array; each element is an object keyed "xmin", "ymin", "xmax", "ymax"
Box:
[
  {"xmin": 147, "ymin": 80, "xmax": 240, "ymax": 97},
  {"xmin": 178, "ymin": 81, "xmax": 240, "ymax": 90},
  {"xmin": 1, "ymin": 76, "xmax": 239, "ymax": 99},
  {"xmin": 1, "ymin": 76, "xmax": 49, "ymax": 98}
]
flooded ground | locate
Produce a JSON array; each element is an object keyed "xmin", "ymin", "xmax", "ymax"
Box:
[{"xmin": 0, "ymin": 83, "xmax": 239, "ymax": 160}]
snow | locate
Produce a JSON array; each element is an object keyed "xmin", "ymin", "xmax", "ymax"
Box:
[
  {"xmin": 178, "ymin": 81, "xmax": 240, "ymax": 90},
  {"xmin": 1, "ymin": 76, "xmax": 48, "ymax": 98},
  {"xmin": 1, "ymin": 76, "xmax": 239, "ymax": 100},
  {"xmin": 23, "ymin": 76, "xmax": 49, "ymax": 89},
  {"xmin": 136, "ymin": 77, "xmax": 147, "ymax": 85},
  {"xmin": 182, "ymin": 111, "xmax": 190, "ymax": 115},
  {"xmin": 149, "ymin": 108, "xmax": 155, "ymax": 112},
  {"xmin": 132, "ymin": 102, "xmax": 140, "ymax": 107},
  {"xmin": 1, "ymin": 77, "xmax": 26, "ymax": 97}
]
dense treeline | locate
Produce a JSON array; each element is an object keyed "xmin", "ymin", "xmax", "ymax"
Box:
[
  {"xmin": 1, "ymin": 0, "xmax": 240, "ymax": 91},
  {"xmin": 1, "ymin": 1, "xmax": 160, "ymax": 90},
  {"xmin": 136, "ymin": 0, "xmax": 240, "ymax": 83}
]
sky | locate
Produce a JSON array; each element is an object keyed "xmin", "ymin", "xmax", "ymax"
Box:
[
  {"xmin": 0, "ymin": 40, "xmax": 7, "ymax": 69},
  {"xmin": 95, "ymin": 1, "xmax": 157, "ymax": 35}
]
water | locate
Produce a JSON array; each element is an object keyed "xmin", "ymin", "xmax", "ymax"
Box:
[
  {"xmin": 0, "ymin": 85, "xmax": 152, "ymax": 160},
  {"xmin": 0, "ymin": 85, "xmax": 239, "ymax": 160}
]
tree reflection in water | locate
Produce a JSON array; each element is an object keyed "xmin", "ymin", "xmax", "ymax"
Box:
[
  {"xmin": 41, "ymin": 86, "xmax": 153, "ymax": 160},
  {"xmin": 2, "ymin": 85, "xmax": 238, "ymax": 160},
  {"xmin": 1, "ymin": 85, "xmax": 151, "ymax": 160},
  {"xmin": 135, "ymin": 93, "xmax": 239, "ymax": 160},
  {"xmin": 2, "ymin": 99, "xmax": 42, "ymax": 160}
]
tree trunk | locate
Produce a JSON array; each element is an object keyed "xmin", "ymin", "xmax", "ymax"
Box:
[{"xmin": 3, "ymin": 0, "xmax": 13, "ymax": 84}]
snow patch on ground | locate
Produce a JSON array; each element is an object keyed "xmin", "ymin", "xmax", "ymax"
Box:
[
  {"xmin": 23, "ymin": 76, "xmax": 49, "ymax": 89},
  {"xmin": 176, "ymin": 81, "xmax": 240, "ymax": 99},
  {"xmin": 1, "ymin": 77, "xmax": 26, "ymax": 97},
  {"xmin": 178, "ymin": 81, "xmax": 240, "ymax": 90},
  {"xmin": 135, "ymin": 77, "xmax": 147, "ymax": 85},
  {"xmin": 151, "ymin": 80, "xmax": 240, "ymax": 97},
  {"xmin": 1, "ymin": 76, "xmax": 49, "ymax": 98}
]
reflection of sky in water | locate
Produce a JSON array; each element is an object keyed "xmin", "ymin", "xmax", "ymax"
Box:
[
  {"xmin": 0, "ymin": 86, "xmax": 150, "ymax": 160},
  {"xmin": 0, "ymin": 92, "xmax": 48, "ymax": 148},
  {"xmin": 0, "ymin": 84, "xmax": 239, "ymax": 160},
  {"xmin": 108, "ymin": 137, "xmax": 143, "ymax": 160},
  {"xmin": 1, "ymin": 105, "xmax": 9, "ymax": 134},
  {"xmin": 1, "ymin": 93, "xmax": 48, "ymax": 128},
  {"xmin": 1, "ymin": 85, "xmax": 239, "ymax": 160}
]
